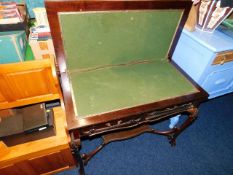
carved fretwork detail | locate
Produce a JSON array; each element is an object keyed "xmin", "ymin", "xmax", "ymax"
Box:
[
  {"xmin": 74, "ymin": 104, "xmax": 198, "ymax": 165},
  {"xmin": 79, "ymin": 103, "xmax": 195, "ymax": 137}
]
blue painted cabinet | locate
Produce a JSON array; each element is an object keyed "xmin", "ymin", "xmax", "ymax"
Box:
[{"xmin": 173, "ymin": 29, "xmax": 233, "ymax": 99}]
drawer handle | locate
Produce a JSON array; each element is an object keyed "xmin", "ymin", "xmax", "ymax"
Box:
[
  {"xmin": 214, "ymin": 79, "xmax": 226, "ymax": 85},
  {"xmin": 220, "ymin": 56, "xmax": 226, "ymax": 65},
  {"xmin": 212, "ymin": 52, "xmax": 233, "ymax": 65}
]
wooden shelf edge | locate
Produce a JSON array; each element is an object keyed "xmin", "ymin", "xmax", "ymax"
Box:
[{"xmin": 0, "ymin": 107, "xmax": 71, "ymax": 167}]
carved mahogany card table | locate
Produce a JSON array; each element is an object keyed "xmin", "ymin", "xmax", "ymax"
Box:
[{"xmin": 45, "ymin": 0, "xmax": 208, "ymax": 174}]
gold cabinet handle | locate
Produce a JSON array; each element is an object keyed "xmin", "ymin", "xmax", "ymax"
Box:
[{"xmin": 220, "ymin": 55, "xmax": 226, "ymax": 65}]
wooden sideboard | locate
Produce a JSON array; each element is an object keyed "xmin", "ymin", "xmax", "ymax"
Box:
[{"xmin": 0, "ymin": 107, "xmax": 75, "ymax": 175}]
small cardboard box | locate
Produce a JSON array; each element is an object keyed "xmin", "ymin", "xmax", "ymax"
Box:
[{"xmin": 0, "ymin": 30, "xmax": 26, "ymax": 64}]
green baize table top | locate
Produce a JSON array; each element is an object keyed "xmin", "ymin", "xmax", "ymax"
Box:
[{"xmin": 59, "ymin": 10, "xmax": 197, "ymax": 118}]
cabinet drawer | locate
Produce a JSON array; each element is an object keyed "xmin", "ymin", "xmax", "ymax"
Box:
[
  {"xmin": 202, "ymin": 67, "xmax": 233, "ymax": 98},
  {"xmin": 0, "ymin": 59, "xmax": 60, "ymax": 109},
  {"xmin": 212, "ymin": 51, "xmax": 233, "ymax": 65}
]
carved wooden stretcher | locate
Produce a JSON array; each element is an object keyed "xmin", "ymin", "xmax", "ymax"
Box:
[{"xmin": 45, "ymin": 0, "xmax": 208, "ymax": 174}]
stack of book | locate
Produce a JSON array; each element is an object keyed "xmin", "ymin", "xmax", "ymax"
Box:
[
  {"xmin": 30, "ymin": 25, "xmax": 51, "ymax": 41},
  {"xmin": 29, "ymin": 8, "xmax": 55, "ymax": 60},
  {"xmin": 0, "ymin": 2, "xmax": 23, "ymax": 25}
]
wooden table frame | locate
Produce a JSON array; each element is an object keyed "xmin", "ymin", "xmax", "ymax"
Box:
[{"xmin": 45, "ymin": 1, "xmax": 208, "ymax": 174}]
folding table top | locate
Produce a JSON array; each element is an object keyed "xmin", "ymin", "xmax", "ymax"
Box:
[
  {"xmin": 58, "ymin": 10, "xmax": 198, "ymax": 119},
  {"xmin": 68, "ymin": 62, "xmax": 196, "ymax": 118}
]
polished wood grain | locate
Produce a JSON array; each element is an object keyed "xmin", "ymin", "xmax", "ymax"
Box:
[
  {"xmin": 0, "ymin": 58, "xmax": 61, "ymax": 110},
  {"xmin": 0, "ymin": 107, "xmax": 75, "ymax": 174}
]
